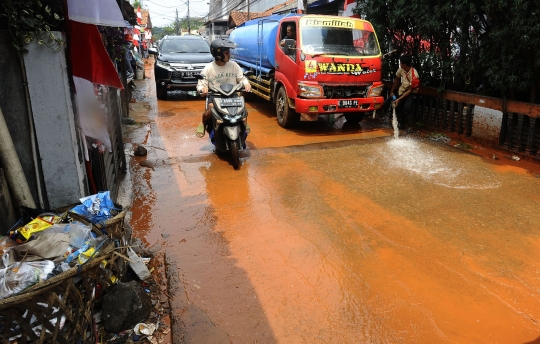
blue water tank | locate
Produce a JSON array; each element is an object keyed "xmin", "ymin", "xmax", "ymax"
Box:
[{"xmin": 230, "ymin": 15, "xmax": 287, "ymax": 71}]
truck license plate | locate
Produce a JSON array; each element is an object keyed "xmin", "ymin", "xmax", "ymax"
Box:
[
  {"xmin": 182, "ymin": 71, "xmax": 199, "ymax": 78},
  {"xmin": 338, "ymin": 100, "xmax": 359, "ymax": 108},
  {"xmin": 220, "ymin": 98, "xmax": 243, "ymax": 107}
]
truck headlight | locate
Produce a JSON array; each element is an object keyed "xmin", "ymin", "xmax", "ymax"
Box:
[
  {"xmin": 298, "ymin": 82, "xmax": 323, "ymax": 98},
  {"xmin": 156, "ymin": 60, "xmax": 172, "ymax": 70},
  {"xmin": 366, "ymin": 83, "xmax": 384, "ymax": 97}
]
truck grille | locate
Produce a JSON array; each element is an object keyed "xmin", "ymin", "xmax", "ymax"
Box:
[{"xmin": 321, "ymin": 85, "xmax": 368, "ymax": 99}]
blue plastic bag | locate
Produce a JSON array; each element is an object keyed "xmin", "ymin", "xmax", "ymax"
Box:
[{"xmin": 70, "ymin": 191, "xmax": 118, "ymax": 224}]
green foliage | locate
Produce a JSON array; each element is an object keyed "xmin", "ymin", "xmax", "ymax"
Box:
[
  {"xmin": 152, "ymin": 26, "xmax": 175, "ymax": 41},
  {"xmin": 131, "ymin": 0, "xmax": 144, "ymax": 9},
  {"xmin": 0, "ymin": 0, "xmax": 65, "ymax": 53},
  {"xmin": 153, "ymin": 17, "xmax": 206, "ymax": 40},
  {"xmin": 358, "ymin": 0, "xmax": 540, "ymax": 103}
]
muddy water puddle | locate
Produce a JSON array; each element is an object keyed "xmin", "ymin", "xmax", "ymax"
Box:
[
  {"xmin": 127, "ymin": 61, "xmax": 540, "ymax": 343},
  {"xmin": 130, "ymin": 135, "xmax": 540, "ymax": 343}
]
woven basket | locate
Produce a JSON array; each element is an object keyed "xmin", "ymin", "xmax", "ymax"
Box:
[
  {"xmin": 54, "ymin": 205, "xmax": 128, "ymax": 281},
  {"xmin": 93, "ymin": 211, "xmax": 128, "ymax": 281},
  {"xmin": 0, "ymin": 240, "xmax": 126, "ymax": 344}
]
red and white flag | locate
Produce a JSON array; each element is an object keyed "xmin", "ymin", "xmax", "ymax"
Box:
[
  {"xmin": 297, "ymin": 0, "xmax": 304, "ymax": 13},
  {"xmin": 137, "ymin": 6, "xmax": 142, "ymax": 24},
  {"xmin": 69, "ymin": 21, "xmax": 124, "ymax": 89},
  {"xmin": 342, "ymin": 0, "xmax": 359, "ymax": 18}
]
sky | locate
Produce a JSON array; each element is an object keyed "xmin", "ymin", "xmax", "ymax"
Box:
[{"xmin": 140, "ymin": 0, "xmax": 210, "ymax": 27}]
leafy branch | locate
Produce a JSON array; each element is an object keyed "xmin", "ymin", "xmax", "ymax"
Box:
[{"xmin": 1, "ymin": 0, "xmax": 65, "ymax": 54}]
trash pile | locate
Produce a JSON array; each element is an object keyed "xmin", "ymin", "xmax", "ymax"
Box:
[
  {"xmin": 94, "ymin": 269, "xmax": 172, "ymax": 343},
  {"xmin": 1, "ymin": 198, "xmax": 116, "ymax": 300},
  {"xmin": 0, "ymin": 191, "xmax": 171, "ymax": 343}
]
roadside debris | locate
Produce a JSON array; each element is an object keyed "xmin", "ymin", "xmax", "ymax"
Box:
[
  {"xmin": 426, "ymin": 132, "xmax": 451, "ymax": 144},
  {"xmin": 102, "ymin": 280, "xmax": 153, "ymax": 333},
  {"xmin": 503, "ymin": 155, "xmax": 521, "ymax": 161},
  {"xmin": 134, "ymin": 145, "xmax": 148, "ymax": 156},
  {"xmin": 128, "ymin": 247, "xmax": 152, "ymax": 280},
  {"xmin": 454, "ymin": 142, "xmax": 472, "ymax": 149},
  {"xmin": 0, "ymin": 191, "xmax": 172, "ymax": 343},
  {"xmin": 139, "ymin": 160, "xmax": 155, "ymax": 170}
]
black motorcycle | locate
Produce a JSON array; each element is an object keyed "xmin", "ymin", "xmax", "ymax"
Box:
[{"xmin": 199, "ymin": 77, "xmax": 251, "ymax": 169}]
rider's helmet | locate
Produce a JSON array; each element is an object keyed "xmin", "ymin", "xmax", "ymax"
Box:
[{"xmin": 210, "ymin": 38, "xmax": 236, "ymax": 61}]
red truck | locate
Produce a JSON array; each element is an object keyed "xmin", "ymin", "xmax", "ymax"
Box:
[{"xmin": 230, "ymin": 13, "xmax": 384, "ymax": 128}]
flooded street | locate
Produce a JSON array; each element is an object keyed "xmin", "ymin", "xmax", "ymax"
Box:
[{"xmin": 124, "ymin": 62, "xmax": 540, "ymax": 343}]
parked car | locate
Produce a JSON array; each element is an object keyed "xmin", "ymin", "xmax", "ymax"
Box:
[{"xmin": 148, "ymin": 35, "xmax": 213, "ymax": 100}]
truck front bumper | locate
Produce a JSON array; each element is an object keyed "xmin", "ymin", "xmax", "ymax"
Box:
[{"xmin": 294, "ymin": 96, "xmax": 384, "ymax": 114}]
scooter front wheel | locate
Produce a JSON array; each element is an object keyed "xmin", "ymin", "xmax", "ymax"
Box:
[{"xmin": 230, "ymin": 139, "xmax": 240, "ymax": 170}]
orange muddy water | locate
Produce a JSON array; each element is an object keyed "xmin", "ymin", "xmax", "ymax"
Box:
[{"xmin": 125, "ymin": 62, "xmax": 540, "ymax": 343}]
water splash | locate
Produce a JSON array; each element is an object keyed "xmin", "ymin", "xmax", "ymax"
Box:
[
  {"xmin": 391, "ymin": 105, "xmax": 399, "ymax": 139},
  {"xmin": 381, "ymin": 138, "xmax": 502, "ymax": 189}
]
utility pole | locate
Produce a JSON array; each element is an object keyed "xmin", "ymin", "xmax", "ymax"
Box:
[
  {"xmin": 187, "ymin": 0, "xmax": 191, "ymax": 33},
  {"xmin": 247, "ymin": 0, "xmax": 250, "ymax": 20},
  {"xmin": 175, "ymin": 9, "xmax": 180, "ymax": 35}
]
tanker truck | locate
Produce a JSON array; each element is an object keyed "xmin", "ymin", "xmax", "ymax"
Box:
[{"xmin": 229, "ymin": 13, "xmax": 385, "ymax": 128}]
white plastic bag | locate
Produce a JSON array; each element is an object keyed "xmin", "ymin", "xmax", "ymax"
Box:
[{"xmin": 0, "ymin": 260, "xmax": 55, "ymax": 299}]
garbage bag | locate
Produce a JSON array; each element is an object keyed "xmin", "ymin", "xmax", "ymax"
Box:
[
  {"xmin": 4, "ymin": 233, "xmax": 71, "ymax": 266},
  {"xmin": 70, "ymin": 191, "xmax": 119, "ymax": 224},
  {"xmin": 0, "ymin": 260, "xmax": 55, "ymax": 299}
]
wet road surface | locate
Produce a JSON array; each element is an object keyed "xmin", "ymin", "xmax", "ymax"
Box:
[{"xmin": 125, "ymin": 61, "xmax": 540, "ymax": 343}]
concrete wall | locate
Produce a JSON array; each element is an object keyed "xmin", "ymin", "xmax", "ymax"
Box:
[
  {"xmin": 0, "ymin": 33, "xmax": 41, "ymax": 211},
  {"xmin": 23, "ymin": 32, "xmax": 88, "ymax": 209},
  {"xmin": 472, "ymin": 105, "xmax": 503, "ymax": 145},
  {"xmin": 0, "ymin": 168, "xmax": 16, "ymax": 234}
]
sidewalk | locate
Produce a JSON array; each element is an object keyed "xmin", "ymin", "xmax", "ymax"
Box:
[{"xmin": 117, "ymin": 57, "xmax": 173, "ymax": 344}]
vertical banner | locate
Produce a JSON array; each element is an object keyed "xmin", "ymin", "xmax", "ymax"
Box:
[
  {"xmin": 73, "ymin": 76, "xmax": 112, "ymax": 151},
  {"xmin": 297, "ymin": 0, "xmax": 304, "ymax": 13}
]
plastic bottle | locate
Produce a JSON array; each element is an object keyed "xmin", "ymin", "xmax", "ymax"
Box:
[
  {"xmin": 68, "ymin": 222, "xmax": 92, "ymax": 249},
  {"xmin": 65, "ymin": 243, "xmax": 90, "ymax": 263}
]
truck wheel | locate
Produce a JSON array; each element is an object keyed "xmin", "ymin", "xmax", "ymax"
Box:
[
  {"xmin": 276, "ymin": 87, "xmax": 298, "ymax": 128},
  {"xmin": 156, "ymin": 84, "xmax": 167, "ymax": 100},
  {"xmin": 344, "ymin": 113, "xmax": 365, "ymax": 123}
]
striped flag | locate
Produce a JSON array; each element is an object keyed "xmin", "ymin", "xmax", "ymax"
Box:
[
  {"xmin": 342, "ymin": 0, "xmax": 359, "ymax": 18},
  {"xmin": 297, "ymin": 0, "xmax": 304, "ymax": 13}
]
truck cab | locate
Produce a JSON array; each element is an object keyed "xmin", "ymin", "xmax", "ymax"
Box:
[{"xmin": 231, "ymin": 14, "xmax": 384, "ymax": 128}]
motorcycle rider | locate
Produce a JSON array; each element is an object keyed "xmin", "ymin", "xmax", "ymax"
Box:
[{"xmin": 196, "ymin": 38, "xmax": 252, "ymax": 137}]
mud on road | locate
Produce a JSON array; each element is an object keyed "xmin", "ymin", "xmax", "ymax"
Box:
[{"xmin": 123, "ymin": 60, "xmax": 540, "ymax": 343}]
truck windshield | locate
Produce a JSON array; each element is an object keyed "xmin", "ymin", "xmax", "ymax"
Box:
[{"xmin": 300, "ymin": 27, "xmax": 380, "ymax": 57}]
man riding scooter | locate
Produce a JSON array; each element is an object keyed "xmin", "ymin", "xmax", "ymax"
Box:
[{"xmin": 196, "ymin": 38, "xmax": 252, "ymax": 138}]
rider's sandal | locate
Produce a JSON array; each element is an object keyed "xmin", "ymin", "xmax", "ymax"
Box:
[{"xmin": 196, "ymin": 122, "xmax": 205, "ymax": 138}]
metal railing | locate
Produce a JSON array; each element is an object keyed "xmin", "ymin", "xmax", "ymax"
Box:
[{"xmin": 384, "ymin": 81, "xmax": 540, "ymax": 158}]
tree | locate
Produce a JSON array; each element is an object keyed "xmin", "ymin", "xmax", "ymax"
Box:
[
  {"xmin": 152, "ymin": 26, "xmax": 174, "ymax": 41},
  {"xmin": 358, "ymin": 0, "xmax": 540, "ymax": 103},
  {"xmin": 131, "ymin": 0, "xmax": 144, "ymax": 9}
]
